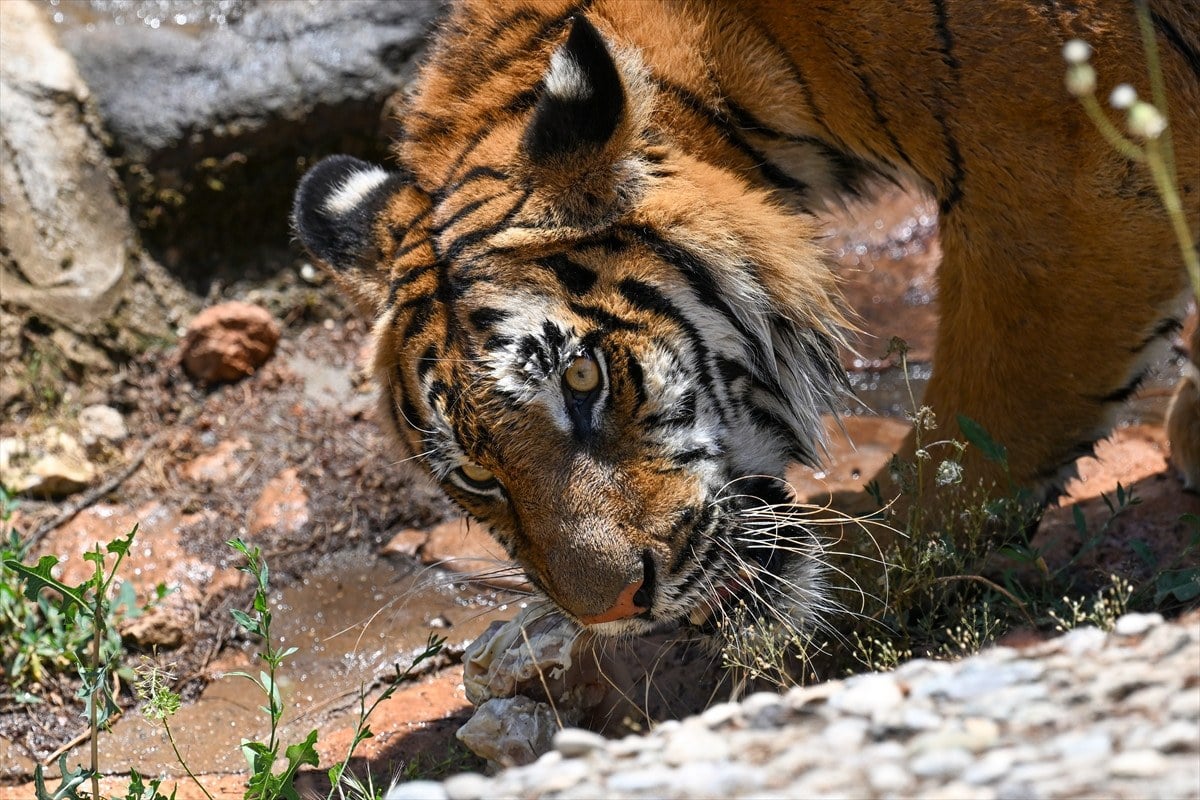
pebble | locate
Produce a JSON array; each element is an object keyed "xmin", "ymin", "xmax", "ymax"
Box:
[
  {"xmin": 1114, "ymin": 612, "xmax": 1164, "ymax": 636},
  {"xmin": 78, "ymin": 404, "xmax": 127, "ymax": 448},
  {"xmin": 384, "ymin": 780, "xmax": 448, "ymax": 800},
  {"xmin": 554, "ymin": 727, "xmax": 608, "ymax": 757},
  {"xmin": 1108, "ymin": 749, "xmax": 1170, "ymax": 778},
  {"xmin": 909, "ymin": 747, "xmax": 972, "ymax": 779},
  {"xmin": 429, "ymin": 617, "xmax": 1199, "ymax": 798},
  {"xmin": 828, "ymin": 672, "xmax": 904, "ymax": 716}
]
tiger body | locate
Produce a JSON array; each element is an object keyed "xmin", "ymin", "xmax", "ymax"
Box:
[{"xmin": 294, "ymin": 0, "xmax": 1199, "ymax": 634}]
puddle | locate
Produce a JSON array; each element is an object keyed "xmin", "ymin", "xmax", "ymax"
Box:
[
  {"xmin": 42, "ymin": 0, "xmax": 251, "ymax": 31},
  {"xmin": 58, "ymin": 551, "xmax": 519, "ymax": 776}
]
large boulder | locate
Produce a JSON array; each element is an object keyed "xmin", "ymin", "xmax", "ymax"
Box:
[
  {"xmin": 0, "ymin": 0, "xmax": 130, "ymax": 330},
  {"xmin": 53, "ymin": 0, "xmax": 442, "ymax": 277},
  {"xmin": 0, "ymin": 0, "xmax": 190, "ymax": 410}
]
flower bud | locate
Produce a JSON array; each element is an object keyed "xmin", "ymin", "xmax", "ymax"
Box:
[
  {"xmin": 1127, "ymin": 101, "xmax": 1166, "ymax": 139},
  {"xmin": 1065, "ymin": 63, "xmax": 1096, "ymax": 97},
  {"xmin": 1109, "ymin": 84, "xmax": 1137, "ymax": 110},
  {"xmin": 1062, "ymin": 39, "xmax": 1091, "ymax": 65}
]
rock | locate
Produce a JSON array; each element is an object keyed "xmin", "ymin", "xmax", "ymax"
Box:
[
  {"xmin": 0, "ymin": 0, "xmax": 129, "ymax": 330},
  {"xmin": 828, "ymin": 672, "xmax": 904, "ymax": 717},
  {"xmin": 180, "ymin": 438, "xmax": 250, "ymax": 483},
  {"xmin": 1108, "ymin": 750, "xmax": 1170, "ymax": 778},
  {"xmin": 53, "ymin": 0, "xmax": 441, "ymax": 271},
  {"xmin": 0, "ymin": 428, "xmax": 95, "ymax": 497},
  {"xmin": 418, "ymin": 517, "xmax": 525, "ymax": 589},
  {"xmin": 380, "ymin": 528, "xmax": 429, "ymax": 558},
  {"xmin": 455, "ymin": 696, "xmax": 560, "ymax": 768},
  {"xmin": 181, "ymin": 301, "xmax": 279, "ymax": 383},
  {"xmin": 1113, "ymin": 612, "xmax": 1163, "ymax": 637},
  {"xmin": 78, "ymin": 404, "xmax": 128, "ymax": 449},
  {"xmin": 118, "ymin": 603, "xmax": 190, "ymax": 650},
  {"xmin": 248, "ymin": 467, "xmax": 309, "ymax": 536},
  {"xmin": 383, "ymin": 781, "xmax": 448, "ymax": 800},
  {"xmin": 554, "ymin": 728, "xmax": 609, "ymax": 758}
]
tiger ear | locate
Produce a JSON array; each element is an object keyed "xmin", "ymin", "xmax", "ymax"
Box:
[
  {"xmin": 292, "ymin": 155, "xmax": 411, "ymax": 313},
  {"xmin": 522, "ymin": 15, "xmax": 625, "ymax": 164}
]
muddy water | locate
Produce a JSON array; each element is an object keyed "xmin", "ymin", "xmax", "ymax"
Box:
[
  {"xmin": 42, "ymin": 0, "xmax": 250, "ymax": 31},
  {"xmin": 64, "ymin": 552, "xmax": 518, "ymax": 774}
]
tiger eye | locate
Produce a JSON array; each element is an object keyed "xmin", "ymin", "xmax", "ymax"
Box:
[
  {"xmin": 459, "ymin": 462, "xmax": 495, "ymax": 484},
  {"xmin": 564, "ymin": 356, "xmax": 600, "ymax": 393}
]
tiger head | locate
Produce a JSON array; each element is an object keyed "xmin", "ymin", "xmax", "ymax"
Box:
[{"xmin": 293, "ymin": 16, "xmax": 848, "ymax": 635}]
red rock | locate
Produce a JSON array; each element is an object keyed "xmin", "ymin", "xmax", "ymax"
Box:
[
  {"xmin": 248, "ymin": 467, "xmax": 309, "ymax": 536},
  {"xmin": 180, "ymin": 301, "xmax": 280, "ymax": 383},
  {"xmin": 380, "ymin": 528, "xmax": 429, "ymax": 557},
  {"xmin": 419, "ymin": 517, "xmax": 527, "ymax": 590},
  {"xmin": 179, "ymin": 438, "xmax": 250, "ymax": 483}
]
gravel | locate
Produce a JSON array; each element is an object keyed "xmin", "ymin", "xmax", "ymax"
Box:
[{"xmin": 385, "ymin": 611, "xmax": 1199, "ymax": 799}]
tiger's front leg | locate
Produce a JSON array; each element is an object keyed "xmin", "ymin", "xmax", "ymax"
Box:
[{"xmin": 892, "ymin": 186, "xmax": 1192, "ymax": 535}]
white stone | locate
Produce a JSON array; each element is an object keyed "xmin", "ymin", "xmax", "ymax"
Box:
[
  {"xmin": 1053, "ymin": 730, "xmax": 1112, "ymax": 762},
  {"xmin": 605, "ymin": 766, "xmax": 674, "ymax": 794},
  {"xmin": 442, "ymin": 773, "xmax": 490, "ymax": 800},
  {"xmin": 910, "ymin": 747, "xmax": 973, "ymax": 779},
  {"xmin": 1114, "ymin": 612, "xmax": 1164, "ymax": 637},
  {"xmin": 867, "ymin": 762, "xmax": 914, "ymax": 793},
  {"xmin": 384, "ymin": 780, "xmax": 448, "ymax": 800},
  {"xmin": 662, "ymin": 726, "xmax": 730, "ymax": 765},
  {"xmin": 829, "ymin": 672, "xmax": 904, "ymax": 716},
  {"xmin": 553, "ymin": 727, "xmax": 607, "ymax": 757},
  {"xmin": 1108, "ymin": 749, "xmax": 1170, "ymax": 778},
  {"xmin": 78, "ymin": 404, "xmax": 127, "ymax": 447}
]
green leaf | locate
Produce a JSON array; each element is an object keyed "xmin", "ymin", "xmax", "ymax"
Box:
[
  {"xmin": 1128, "ymin": 539, "xmax": 1156, "ymax": 569},
  {"xmin": 230, "ymin": 608, "xmax": 261, "ymax": 635},
  {"xmin": 956, "ymin": 415, "xmax": 1008, "ymax": 466},
  {"xmin": 1155, "ymin": 568, "xmax": 1200, "ymax": 605},
  {"xmin": 107, "ymin": 524, "xmax": 139, "ymax": 557},
  {"xmin": 5, "ymin": 556, "xmax": 87, "ymax": 620},
  {"xmin": 1072, "ymin": 505, "xmax": 1088, "ymax": 537}
]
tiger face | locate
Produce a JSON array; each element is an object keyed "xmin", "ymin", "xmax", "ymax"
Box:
[{"xmin": 294, "ymin": 16, "xmax": 847, "ymax": 634}]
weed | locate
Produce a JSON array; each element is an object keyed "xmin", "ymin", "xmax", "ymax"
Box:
[{"xmin": 5, "ymin": 514, "xmax": 144, "ymax": 800}]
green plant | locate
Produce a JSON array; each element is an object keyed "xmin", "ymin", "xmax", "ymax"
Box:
[
  {"xmin": 131, "ymin": 538, "xmax": 448, "ymax": 800},
  {"xmin": 5, "ymin": 519, "xmax": 144, "ymax": 800},
  {"xmin": 1063, "ymin": 3, "xmax": 1198, "ymax": 302}
]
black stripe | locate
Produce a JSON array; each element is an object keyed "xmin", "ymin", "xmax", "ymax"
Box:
[
  {"xmin": 1092, "ymin": 368, "xmax": 1149, "ymax": 405},
  {"xmin": 539, "ymin": 254, "xmax": 598, "ymax": 295},
  {"xmin": 446, "ymin": 5, "xmax": 586, "ymax": 101},
  {"xmin": 930, "ymin": 0, "xmax": 966, "ymax": 215},
  {"xmin": 439, "ymin": 188, "xmax": 534, "ymax": 262},
  {"xmin": 416, "ymin": 344, "xmax": 439, "ymax": 380},
  {"xmin": 621, "ymin": 348, "xmax": 648, "ymax": 415},
  {"xmin": 1149, "ymin": 5, "xmax": 1200, "ymax": 81},
  {"xmin": 434, "ymin": 166, "xmax": 510, "ymax": 203},
  {"xmin": 725, "ymin": 98, "xmax": 889, "ymax": 194},
  {"xmin": 1134, "ymin": 316, "xmax": 1183, "ymax": 352},
  {"xmin": 617, "ymin": 278, "xmax": 729, "ymax": 427},
  {"xmin": 386, "ymin": 262, "xmax": 437, "ymax": 309},
  {"xmin": 468, "ymin": 306, "xmax": 509, "ymax": 332},
  {"xmin": 566, "ymin": 301, "xmax": 643, "ymax": 333},
  {"xmin": 653, "ymin": 78, "xmax": 811, "ymax": 198},
  {"xmin": 836, "ymin": 44, "xmax": 919, "ymax": 176},
  {"xmin": 624, "ymin": 225, "xmax": 777, "ymax": 387},
  {"xmin": 433, "ymin": 191, "xmax": 505, "ymax": 234}
]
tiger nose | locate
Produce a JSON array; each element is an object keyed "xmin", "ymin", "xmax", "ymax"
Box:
[
  {"xmin": 578, "ymin": 578, "xmax": 648, "ymax": 625},
  {"xmin": 576, "ymin": 551, "xmax": 656, "ymax": 625}
]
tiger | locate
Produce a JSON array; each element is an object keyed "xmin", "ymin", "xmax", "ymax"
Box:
[{"xmin": 293, "ymin": 0, "xmax": 1199, "ymax": 636}]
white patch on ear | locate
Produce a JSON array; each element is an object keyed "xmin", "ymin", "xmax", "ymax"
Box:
[
  {"xmin": 545, "ymin": 47, "xmax": 592, "ymax": 101},
  {"xmin": 324, "ymin": 167, "xmax": 390, "ymax": 216}
]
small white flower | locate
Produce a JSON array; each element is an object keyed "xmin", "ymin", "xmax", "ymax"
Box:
[
  {"xmin": 1062, "ymin": 39, "xmax": 1092, "ymax": 65},
  {"xmin": 1065, "ymin": 63, "xmax": 1096, "ymax": 97},
  {"xmin": 1109, "ymin": 83, "xmax": 1137, "ymax": 110},
  {"xmin": 1127, "ymin": 101, "xmax": 1167, "ymax": 139}
]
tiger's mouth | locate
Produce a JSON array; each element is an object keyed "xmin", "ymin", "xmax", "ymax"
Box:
[{"xmin": 577, "ymin": 477, "xmax": 816, "ymax": 637}]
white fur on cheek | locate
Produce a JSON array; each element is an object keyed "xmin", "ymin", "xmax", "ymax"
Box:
[{"xmin": 324, "ymin": 168, "xmax": 390, "ymax": 216}]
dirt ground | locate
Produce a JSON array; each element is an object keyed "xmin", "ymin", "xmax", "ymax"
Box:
[{"xmin": 2, "ymin": 188, "xmax": 1197, "ymax": 797}]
